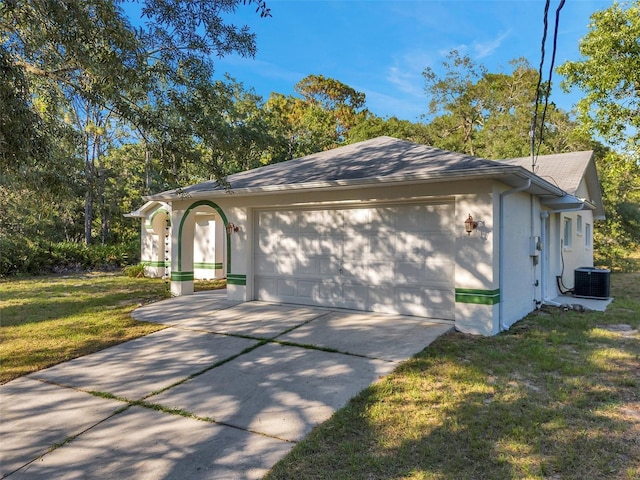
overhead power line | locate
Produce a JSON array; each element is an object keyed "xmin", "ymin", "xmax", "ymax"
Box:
[{"xmin": 530, "ymin": 0, "xmax": 566, "ymax": 172}]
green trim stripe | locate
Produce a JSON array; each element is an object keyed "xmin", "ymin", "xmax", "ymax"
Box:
[
  {"xmin": 194, "ymin": 262, "xmax": 223, "ymax": 270},
  {"xmin": 171, "ymin": 271, "xmax": 194, "ymax": 282},
  {"xmin": 227, "ymin": 274, "xmax": 246, "ymax": 286},
  {"xmin": 455, "ymin": 288, "xmax": 500, "ymax": 305},
  {"xmin": 141, "ymin": 260, "xmax": 170, "ymax": 268}
]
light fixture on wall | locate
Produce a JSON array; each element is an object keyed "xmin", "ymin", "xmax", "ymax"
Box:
[
  {"xmin": 464, "ymin": 214, "xmax": 478, "ymax": 235},
  {"xmin": 226, "ymin": 223, "xmax": 239, "ymax": 235}
]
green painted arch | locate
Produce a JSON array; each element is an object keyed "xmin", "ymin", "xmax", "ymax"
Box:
[
  {"xmin": 177, "ymin": 200, "xmax": 231, "ymax": 274},
  {"xmin": 146, "ymin": 208, "xmax": 171, "ymax": 232}
]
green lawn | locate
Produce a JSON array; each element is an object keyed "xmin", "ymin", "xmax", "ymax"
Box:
[
  {"xmin": 266, "ymin": 272, "xmax": 640, "ymax": 480},
  {"xmin": 0, "ymin": 273, "xmax": 226, "ymax": 384},
  {"xmin": 1, "ymin": 271, "xmax": 638, "ymax": 479},
  {"xmin": 0, "ymin": 272, "xmax": 173, "ymax": 383}
]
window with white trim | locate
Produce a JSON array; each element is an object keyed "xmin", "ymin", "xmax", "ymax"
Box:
[
  {"xmin": 585, "ymin": 223, "xmax": 592, "ymax": 248},
  {"xmin": 563, "ymin": 217, "xmax": 572, "ymax": 248},
  {"xmin": 577, "ymin": 214, "xmax": 583, "ymax": 235}
]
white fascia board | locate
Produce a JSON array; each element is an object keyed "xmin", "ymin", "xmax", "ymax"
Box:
[{"xmin": 124, "ymin": 200, "xmax": 160, "ymax": 218}]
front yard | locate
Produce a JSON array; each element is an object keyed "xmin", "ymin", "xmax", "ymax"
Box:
[
  {"xmin": 1, "ymin": 271, "xmax": 638, "ymax": 478},
  {"xmin": 266, "ymin": 272, "xmax": 640, "ymax": 480}
]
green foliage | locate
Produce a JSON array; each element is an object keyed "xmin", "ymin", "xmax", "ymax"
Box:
[
  {"xmin": 0, "ymin": 237, "xmax": 138, "ymax": 277},
  {"xmin": 264, "ymin": 75, "xmax": 367, "ymax": 162},
  {"xmin": 345, "ymin": 114, "xmax": 433, "ymax": 145},
  {"xmin": 593, "ymin": 151, "xmax": 640, "ymax": 270},
  {"xmin": 558, "ymin": 0, "xmax": 640, "ymax": 155},
  {"xmin": 423, "ymin": 53, "xmax": 594, "ymax": 159},
  {"xmin": 123, "ymin": 263, "xmax": 147, "ymax": 278},
  {"xmin": 557, "ymin": 1, "xmax": 640, "ymax": 266}
]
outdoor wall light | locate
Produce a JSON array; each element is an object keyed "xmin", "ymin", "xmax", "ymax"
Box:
[
  {"xmin": 226, "ymin": 223, "xmax": 239, "ymax": 235},
  {"xmin": 464, "ymin": 214, "xmax": 478, "ymax": 235}
]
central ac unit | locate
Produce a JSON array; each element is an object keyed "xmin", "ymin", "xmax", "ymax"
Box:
[{"xmin": 574, "ymin": 267, "xmax": 610, "ymax": 299}]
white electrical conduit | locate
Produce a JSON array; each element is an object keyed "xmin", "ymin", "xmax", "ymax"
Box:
[{"xmin": 539, "ymin": 204, "xmax": 587, "ymax": 307}]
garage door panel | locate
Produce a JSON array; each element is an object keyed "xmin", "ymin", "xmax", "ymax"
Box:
[
  {"xmin": 276, "ymin": 255, "xmax": 296, "ymax": 275},
  {"xmin": 343, "ymin": 283, "xmax": 367, "ymax": 304},
  {"xmin": 319, "ymin": 257, "xmax": 341, "ymax": 275},
  {"xmin": 395, "ymin": 261, "xmax": 422, "ymax": 284},
  {"xmin": 369, "ymin": 235, "xmax": 396, "ymax": 259},
  {"xmin": 341, "ymin": 261, "xmax": 367, "ymax": 281},
  {"xmin": 424, "ymin": 261, "xmax": 455, "ymax": 284},
  {"xmin": 254, "ymin": 202, "xmax": 454, "ymax": 320},
  {"xmin": 277, "ymin": 279, "xmax": 295, "ymax": 296},
  {"xmin": 317, "ymin": 279, "xmax": 342, "ymax": 303},
  {"xmin": 257, "ymin": 230, "xmax": 278, "ymax": 254},
  {"xmin": 255, "ymin": 254, "xmax": 277, "ymax": 274},
  {"xmin": 296, "ymin": 279, "xmax": 317, "ymax": 298},
  {"xmin": 298, "ymin": 210, "xmax": 321, "ymax": 230},
  {"xmin": 299, "ymin": 234, "xmax": 322, "ymax": 255},
  {"xmin": 342, "ymin": 235, "xmax": 368, "ymax": 258},
  {"xmin": 367, "ymin": 261, "xmax": 395, "ymax": 284},
  {"xmin": 296, "ymin": 256, "xmax": 321, "ymax": 275},
  {"xmin": 424, "ymin": 232, "xmax": 455, "ymax": 254},
  {"xmin": 319, "ymin": 236, "xmax": 342, "ymax": 256},
  {"xmin": 342, "ymin": 208, "xmax": 371, "ymax": 229},
  {"xmin": 275, "ymin": 211, "xmax": 299, "ymax": 231},
  {"xmin": 276, "ymin": 235, "xmax": 298, "ymax": 254},
  {"xmin": 368, "ymin": 286, "xmax": 395, "ymax": 312},
  {"xmin": 421, "ymin": 288, "xmax": 456, "ymax": 318},
  {"xmin": 395, "ymin": 205, "xmax": 425, "ymax": 231}
]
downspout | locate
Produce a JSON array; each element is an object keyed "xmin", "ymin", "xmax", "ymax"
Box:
[{"xmin": 499, "ymin": 179, "xmax": 531, "ymax": 332}]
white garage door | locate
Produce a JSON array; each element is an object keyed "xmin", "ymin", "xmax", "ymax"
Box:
[{"xmin": 254, "ymin": 202, "xmax": 455, "ymax": 319}]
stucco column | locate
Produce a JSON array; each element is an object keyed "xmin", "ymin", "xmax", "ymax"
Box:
[
  {"xmin": 170, "ymin": 202, "xmax": 194, "ymax": 296},
  {"xmin": 215, "ymin": 217, "xmax": 225, "ymax": 279}
]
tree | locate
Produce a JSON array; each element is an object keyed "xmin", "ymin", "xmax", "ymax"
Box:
[
  {"xmin": 1, "ymin": 0, "xmax": 271, "ymax": 173},
  {"xmin": 345, "ymin": 113, "xmax": 433, "ymax": 145},
  {"xmin": 264, "ymin": 75, "xmax": 367, "ymax": 162},
  {"xmin": 423, "ymin": 52, "xmax": 594, "ymax": 159},
  {"xmin": 594, "ymin": 150, "xmax": 640, "ymax": 268},
  {"xmin": 558, "ymin": 1, "xmax": 640, "ymax": 267},
  {"xmin": 557, "ymin": 0, "xmax": 640, "ymax": 155},
  {"xmin": 422, "ymin": 51, "xmax": 487, "ymax": 156},
  {"xmin": 2, "ymin": 0, "xmax": 271, "ymax": 249},
  {"xmin": 294, "ymin": 74, "xmax": 366, "ymax": 142}
]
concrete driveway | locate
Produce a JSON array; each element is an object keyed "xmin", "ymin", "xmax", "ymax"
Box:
[{"xmin": 1, "ymin": 291, "xmax": 452, "ymax": 479}]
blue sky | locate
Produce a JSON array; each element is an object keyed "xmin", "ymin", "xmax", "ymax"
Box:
[{"xmin": 211, "ymin": 0, "xmax": 612, "ymax": 122}]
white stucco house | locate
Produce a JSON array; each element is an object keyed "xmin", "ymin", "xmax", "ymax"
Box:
[{"xmin": 129, "ymin": 136, "xmax": 605, "ymax": 336}]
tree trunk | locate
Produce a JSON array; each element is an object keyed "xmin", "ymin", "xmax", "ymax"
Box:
[{"xmin": 84, "ymin": 132, "xmax": 94, "ymax": 245}]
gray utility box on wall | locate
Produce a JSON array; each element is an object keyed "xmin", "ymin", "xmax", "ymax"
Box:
[{"xmin": 574, "ymin": 267, "xmax": 611, "ymax": 299}]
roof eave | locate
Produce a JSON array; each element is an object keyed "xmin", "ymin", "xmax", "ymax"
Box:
[{"xmin": 145, "ymin": 165, "xmax": 568, "ymax": 202}]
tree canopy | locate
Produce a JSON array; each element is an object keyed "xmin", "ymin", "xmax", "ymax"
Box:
[
  {"xmin": 1, "ymin": 0, "xmax": 637, "ymax": 272},
  {"xmin": 423, "ymin": 51, "xmax": 595, "ymax": 159},
  {"xmin": 558, "ymin": 0, "xmax": 640, "ymax": 155},
  {"xmin": 0, "ymin": 0, "xmax": 270, "ymax": 174}
]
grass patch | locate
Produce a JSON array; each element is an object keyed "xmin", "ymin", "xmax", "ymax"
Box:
[
  {"xmin": 266, "ymin": 273, "xmax": 640, "ymax": 480},
  {"xmin": 0, "ymin": 272, "xmax": 170, "ymax": 383},
  {"xmin": 194, "ymin": 278, "xmax": 226, "ymax": 292}
]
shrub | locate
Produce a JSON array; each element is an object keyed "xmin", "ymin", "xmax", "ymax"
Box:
[
  {"xmin": 123, "ymin": 263, "xmax": 147, "ymax": 278},
  {"xmin": 0, "ymin": 236, "xmax": 140, "ymax": 277}
]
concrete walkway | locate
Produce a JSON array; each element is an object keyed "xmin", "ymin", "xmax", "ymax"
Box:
[{"xmin": 1, "ymin": 291, "xmax": 453, "ymax": 479}]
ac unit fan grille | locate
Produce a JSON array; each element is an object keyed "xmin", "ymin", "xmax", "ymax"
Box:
[{"xmin": 574, "ymin": 267, "xmax": 610, "ymax": 299}]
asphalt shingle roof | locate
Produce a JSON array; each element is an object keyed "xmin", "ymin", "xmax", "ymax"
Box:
[
  {"xmin": 502, "ymin": 151, "xmax": 594, "ymax": 196},
  {"xmin": 177, "ymin": 136, "xmax": 506, "ymax": 196}
]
